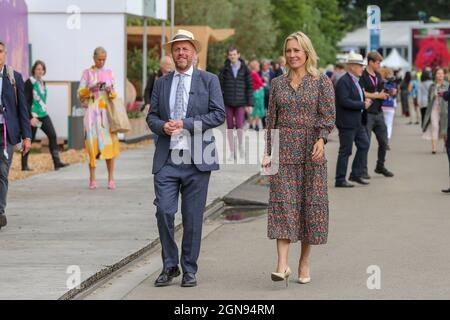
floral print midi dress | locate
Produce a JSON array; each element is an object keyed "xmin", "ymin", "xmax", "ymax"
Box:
[{"xmin": 266, "ymin": 73, "xmax": 335, "ymax": 244}]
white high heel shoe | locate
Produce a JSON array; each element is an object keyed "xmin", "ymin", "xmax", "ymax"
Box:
[
  {"xmin": 271, "ymin": 266, "xmax": 292, "ymax": 287},
  {"xmin": 298, "ymin": 267, "xmax": 311, "ymax": 284},
  {"xmin": 298, "ymin": 276, "xmax": 311, "ymax": 284}
]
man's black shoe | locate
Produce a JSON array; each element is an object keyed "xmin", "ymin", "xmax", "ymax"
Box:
[
  {"xmin": 374, "ymin": 167, "xmax": 394, "ymax": 177},
  {"xmin": 54, "ymin": 162, "xmax": 69, "ymax": 171},
  {"xmin": 362, "ymin": 173, "xmax": 371, "ymax": 180},
  {"xmin": 442, "ymin": 188, "xmax": 450, "ymax": 193},
  {"xmin": 154, "ymin": 266, "xmax": 180, "ymax": 287},
  {"xmin": 181, "ymin": 272, "xmax": 197, "ymax": 287},
  {"xmin": 0, "ymin": 214, "xmax": 7, "ymax": 229},
  {"xmin": 349, "ymin": 176, "xmax": 370, "ymax": 185},
  {"xmin": 335, "ymin": 181, "xmax": 354, "ymax": 188}
]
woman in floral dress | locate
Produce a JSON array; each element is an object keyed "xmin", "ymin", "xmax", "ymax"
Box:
[
  {"xmin": 262, "ymin": 32, "xmax": 335, "ymax": 285},
  {"xmin": 78, "ymin": 47, "xmax": 120, "ymax": 190}
]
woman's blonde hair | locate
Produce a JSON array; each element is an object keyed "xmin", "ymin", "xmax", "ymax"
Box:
[
  {"xmin": 283, "ymin": 31, "xmax": 319, "ymax": 79},
  {"xmin": 380, "ymin": 67, "xmax": 393, "ymax": 80}
]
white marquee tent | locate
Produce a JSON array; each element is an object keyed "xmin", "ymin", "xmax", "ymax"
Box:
[{"xmin": 381, "ymin": 48, "xmax": 411, "ymax": 70}]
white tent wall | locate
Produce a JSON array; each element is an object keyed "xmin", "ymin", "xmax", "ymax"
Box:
[
  {"xmin": 381, "ymin": 48, "xmax": 411, "ymax": 71},
  {"xmin": 27, "ymin": 12, "xmax": 126, "ymax": 96}
]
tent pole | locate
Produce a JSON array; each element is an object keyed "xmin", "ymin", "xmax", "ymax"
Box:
[{"xmin": 170, "ymin": 0, "xmax": 174, "ymax": 39}]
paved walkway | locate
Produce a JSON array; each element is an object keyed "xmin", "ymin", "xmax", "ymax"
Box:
[
  {"xmin": 0, "ymin": 125, "xmax": 262, "ymax": 299},
  {"xmin": 82, "ymin": 115, "xmax": 450, "ymax": 300}
]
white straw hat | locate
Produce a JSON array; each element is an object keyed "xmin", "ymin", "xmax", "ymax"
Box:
[
  {"xmin": 346, "ymin": 52, "xmax": 366, "ymax": 65},
  {"xmin": 163, "ymin": 29, "xmax": 202, "ymax": 53}
]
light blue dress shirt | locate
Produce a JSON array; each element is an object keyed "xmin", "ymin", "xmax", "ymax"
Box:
[
  {"xmin": 349, "ymin": 72, "xmax": 364, "ymax": 102},
  {"xmin": 169, "ymin": 65, "xmax": 193, "ymax": 150}
]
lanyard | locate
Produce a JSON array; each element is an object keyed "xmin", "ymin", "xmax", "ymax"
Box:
[{"xmin": 368, "ymin": 73, "xmax": 378, "ymax": 88}]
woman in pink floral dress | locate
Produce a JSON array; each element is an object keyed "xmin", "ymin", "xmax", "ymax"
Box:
[
  {"xmin": 262, "ymin": 32, "xmax": 335, "ymax": 286},
  {"xmin": 78, "ymin": 47, "xmax": 120, "ymax": 190}
]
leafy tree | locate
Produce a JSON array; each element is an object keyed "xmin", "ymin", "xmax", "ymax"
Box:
[
  {"xmin": 228, "ymin": 0, "xmax": 278, "ymax": 61},
  {"xmin": 172, "ymin": 0, "xmax": 234, "ymax": 73},
  {"xmin": 127, "ymin": 47, "xmax": 160, "ymax": 99},
  {"xmin": 174, "ymin": 0, "xmax": 278, "ymax": 72},
  {"xmin": 272, "ymin": 0, "xmax": 344, "ymax": 66},
  {"xmin": 207, "ymin": 39, "xmax": 233, "ymax": 75},
  {"xmin": 173, "ymin": 0, "xmax": 233, "ymax": 28}
]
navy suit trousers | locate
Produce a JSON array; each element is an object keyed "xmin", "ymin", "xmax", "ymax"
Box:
[
  {"xmin": 153, "ymin": 150, "xmax": 211, "ymax": 274},
  {"xmin": 336, "ymin": 126, "xmax": 370, "ymax": 183}
]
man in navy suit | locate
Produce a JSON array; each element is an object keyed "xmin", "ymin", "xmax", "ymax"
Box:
[
  {"xmin": 147, "ymin": 30, "xmax": 225, "ymax": 287},
  {"xmin": 441, "ymin": 84, "xmax": 450, "ymax": 193},
  {"xmin": 335, "ymin": 53, "xmax": 372, "ymax": 188},
  {"xmin": 0, "ymin": 41, "xmax": 32, "ymax": 230}
]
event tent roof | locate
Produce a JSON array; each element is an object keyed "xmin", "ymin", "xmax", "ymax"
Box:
[{"xmin": 381, "ymin": 48, "xmax": 411, "ymax": 69}]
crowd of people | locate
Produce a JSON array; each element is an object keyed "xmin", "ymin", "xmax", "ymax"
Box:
[{"xmin": 332, "ymin": 51, "xmax": 449, "ymax": 192}]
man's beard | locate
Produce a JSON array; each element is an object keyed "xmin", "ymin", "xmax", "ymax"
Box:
[{"xmin": 175, "ymin": 60, "xmax": 190, "ymax": 70}]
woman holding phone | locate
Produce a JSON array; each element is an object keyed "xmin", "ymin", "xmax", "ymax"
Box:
[{"xmin": 78, "ymin": 47, "xmax": 120, "ymax": 189}]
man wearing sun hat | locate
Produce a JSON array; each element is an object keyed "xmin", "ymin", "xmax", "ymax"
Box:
[
  {"xmin": 147, "ymin": 30, "xmax": 225, "ymax": 287},
  {"xmin": 335, "ymin": 52, "xmax": 373, "ymax": 188}
]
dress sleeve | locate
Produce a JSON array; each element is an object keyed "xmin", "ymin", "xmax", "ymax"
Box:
[
  {"xmin": 78, "ymin": 69, "xmax": 90, "ymax": 98},
  {"xmin": 78, "ymin": 69, "xmax": 91, "ymax": 106},
  {"xmin": 265, "ymin": 79, "xmax": 278, "ymax": 156},
  {"xmin": 315, "ymin": 74, "xmax": 336, "ymax": 143}
]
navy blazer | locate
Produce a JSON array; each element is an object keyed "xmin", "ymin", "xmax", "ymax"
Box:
[
  {"xmin": 335, "ymin": 72, "xmax": 366, "ymax": 129},
  {"xmin": 1, "ymin": 68, "xmax": 32, "ymax": 144},
  {"xmin": 147, "ymin": 68, "xmax": 226, "ymax": 174}
]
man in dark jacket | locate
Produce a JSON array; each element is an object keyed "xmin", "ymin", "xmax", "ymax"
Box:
[
  {"xmin": 0, "ymin": 41, "xmax": 32, "ymax": 230},
  {"xmin": 218, "ymin": 47, "xmax": 253, "ymax": 160},
  {"xmin": 359, "ymin": 51, "xmax": 394, "ymax": 178},
  {"xmin": 335, "ymin": 53, "xmax": 372, "ymax": 188},
  {"xmin": 441, "ymin": 84, "xmax": 450, "ymax": 193}
]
